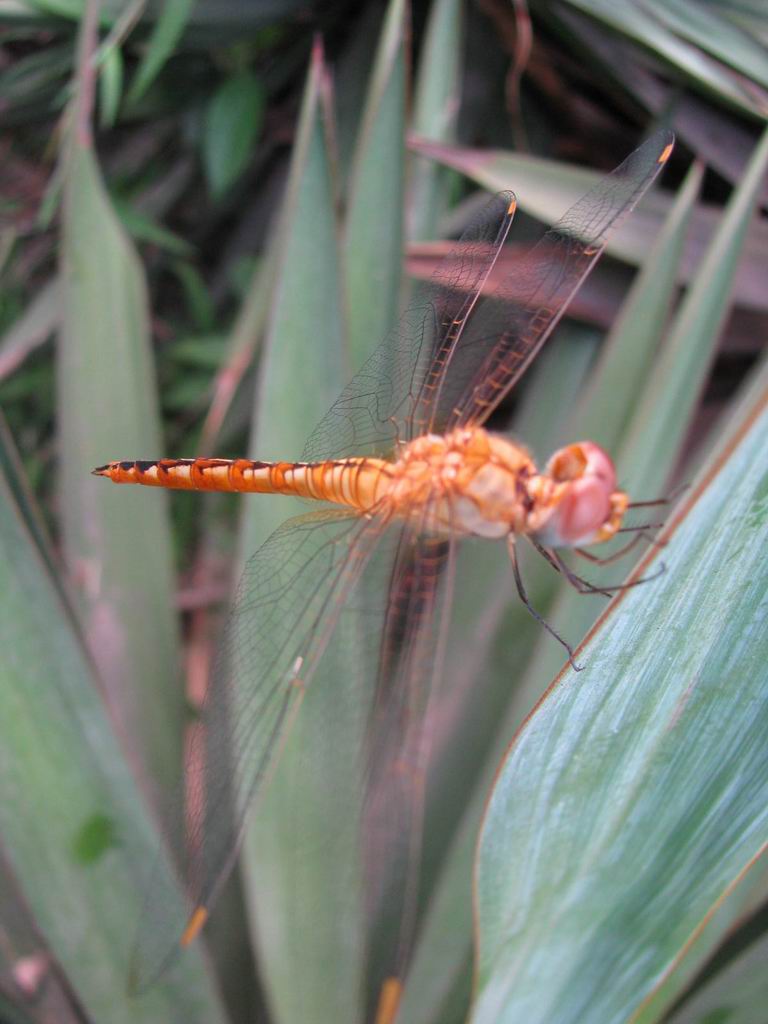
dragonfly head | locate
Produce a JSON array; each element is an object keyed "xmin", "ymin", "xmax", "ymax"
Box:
[{"xmin": 533, "ymin": 442, "xmax": 628, "ymax": 548}]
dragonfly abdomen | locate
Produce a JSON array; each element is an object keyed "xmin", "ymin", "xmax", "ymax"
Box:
[{"xmin": 92, "ymin": 456, "xmax": 392, "ymax": 509}]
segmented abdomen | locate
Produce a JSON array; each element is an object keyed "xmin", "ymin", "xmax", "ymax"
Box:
[{"xmin": 93, "ymin": 457, "xmax": 390, "ymax": 511}]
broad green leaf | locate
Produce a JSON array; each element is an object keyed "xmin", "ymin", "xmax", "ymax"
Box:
[
  {"xmin": 59, "ymin": 96, "xmax": 182, "ymax": 821},
  {"xmin": 126, "ymin": 0, "xmax": 195, "ymax": 105},
  {"xmin": 0, "ymin": 461, "xmax": 226, "ymax": 1023},
  {"xmin": 344, "ymin": 0, "xmax": 407, "ymax": 367},
  {"xmin": 237, "ymin": 43, "xmax": 358, "ymax": 1024},
  {"xmin": 473, "ymin": 374, "xmax": 768, "ymax": 1023},
  {"xmin": 203, "ymin": 70, "xmax": 266, "ymax": 201}
]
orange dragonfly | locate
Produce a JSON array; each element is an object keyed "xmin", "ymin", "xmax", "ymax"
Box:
[{"xmin": 95, "ymin": 130, "xmax": 673, "ymax": 1008}]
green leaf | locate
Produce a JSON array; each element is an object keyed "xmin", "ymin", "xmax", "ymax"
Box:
[
  {"xmin": 558, "ymin": 0, "xmax": 766, "ymax": 117},
  {"xmin": 407, "ymin": 0, "xmax": 463, "ymax": 241},
  {"xmin": 573, "ymin": 157, "xmax": 704, "ymax": 450},
  {"xmin": 112, "ymin": 197, "xmax": 193, "ymax": 256},
  {"xmin": 237, "ymin": 43, "xmax": 357, "ymax": 1024},
  {"xmin": 202, "ymin": 70, "xmax": 265, "ymax": 201},
  {"xmin": 0, "ymin": 278, "xmax": 59, "ymax": 379},
  {"xmin": 97, "ymin": 38, "xmax": 122, "ymax": 128},
  {"xmin": 473, "ymin": 372, "xmax": 768, "ymax": 1024},
  {"xmin": 334, "ymin": 3, "xmax": 386, "ymax": 183},
  {"xmin": 170, "ymin": 333, "xmax": 227, "ymax": 369},
  {"xmin": 636, "ymin": 843, "xmax": 768, "ymax": 1023},
  {"xmin": 0, "ymin": 459, "xmax": 226, "ymax": 1023},
  {"xmin": 126, "ymin": 0, "xmax": 196, "ymax": 105},
  {"xmin": 644, "ymin": 0, "xmax": 768, "ymax": 90},
  {"xmin": 59, "ymin": 111, "xmax": 182, "ymax": 825},
  {"xmin": 344, "ymin": 0, "xmax": 407, "ymax": 367},
  {"xmin": 0, "ymin": 413, "xmax": 61, "ymax": 598}
]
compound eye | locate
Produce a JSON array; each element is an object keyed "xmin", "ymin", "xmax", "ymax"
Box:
[
  {"xmin": 538, "ymin": 442, "xmax": 619, "ymax": 547},
  {"xmin": 545, "ymin": 442, "xmax": 616, "ymax": 489}
]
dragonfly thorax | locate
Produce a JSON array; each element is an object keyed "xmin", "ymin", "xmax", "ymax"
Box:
[
  {"xmin": 384, "ymin": 427, "xmax": 536, "ymax": 538},
  {"xmin": 381, "ymin": 429, "xmax": 627, "ymax": 547}
]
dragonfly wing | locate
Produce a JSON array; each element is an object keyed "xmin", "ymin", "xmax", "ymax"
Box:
[
  {"xmin": 302, "ymin": 192, "xmax": 516, "ymax": 463},
  {"xmin": 431, "ymin": 130, "xmax": 674, "ymax": 432},
  {"xmin": 129, "ymin": 507, "xmax": 387, "ymax": 993},
  {"xmin": 362, "ymin": 520, "xmax": 458, "ymax": 1009}
]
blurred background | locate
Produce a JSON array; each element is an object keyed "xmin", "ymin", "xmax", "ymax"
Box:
[{"xmin": 0, "ymin": 1, "xmax": 767, "ymax": 1023}]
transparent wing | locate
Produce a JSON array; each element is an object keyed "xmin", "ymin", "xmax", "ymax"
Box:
[
  {"xmin": 362, "ymin": 520, "xmax": 458, "ymax": 1009},
  {"xmin": 437, "ymin": 130, "xmax": 674, "ymax": 431},
  {"xmin": 303, "ymin": 131, "xmax": 671, "ymax": 464},
  {"xmin": 302, "ymin": 192, "xmax": 516, "ymax": 463},
  {"xmin": 129, "ymin": 508, "xmax": 386, "ymax": 992},
  {"xmin": 130, "ymin": 508, "xmax": 459, "ymax": 1011}
]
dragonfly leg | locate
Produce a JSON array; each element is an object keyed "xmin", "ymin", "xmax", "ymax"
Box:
[
  {"xmin": 530, "ymin": 539, "xmax": 613, "ymax": 598},
  {"xmin": 532, "ymin": 537, "xmax": 666, "ymax": 593},
  {"xmin": 532, "ymin": 540, "xmax": 663, "ymax": 598},
  {"xmin": 507, "ymin": 536, "xmax": 582, "ymax": 671},
  {"xmin": 627, "ymin": 481, "xmax": 688, "ymax": 509},
  {"xmin": 617, "ymin": 521, "xmax": 664, "ymax": 533},
  {"xmin": 574, "ymin": 530, "xmax": 663, "ymax": 566}
]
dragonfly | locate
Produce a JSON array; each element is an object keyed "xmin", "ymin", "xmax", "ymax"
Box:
[{"xmin": 94, "ymin": 130, "xmax": 673, "ymax": 1016}]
